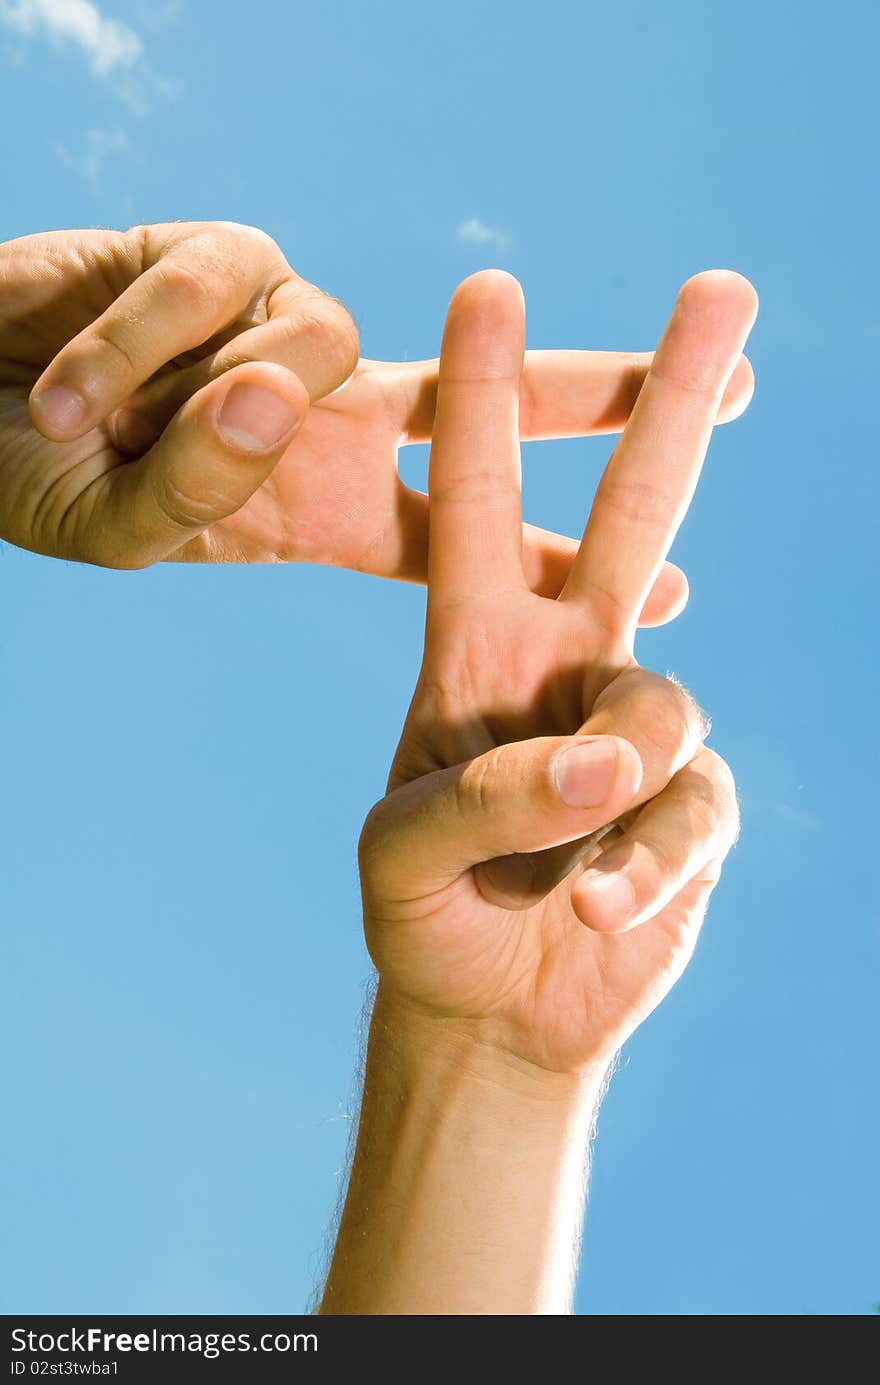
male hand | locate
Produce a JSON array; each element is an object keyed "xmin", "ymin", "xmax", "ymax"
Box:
[
  {"xmin": 0, "ymin": 222, "xmax": 356, "ymax": 568},
  {"xmin": 0, "ymin": 224, "xmax": 751, "ymax": 614},
  {"xmin": 359, "ymin": 269, "xmax": 757, "ymax": 1076}
]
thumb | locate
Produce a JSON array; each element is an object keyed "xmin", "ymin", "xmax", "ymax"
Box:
[
  {"xmin": 89, "ymin": 361, "xmax": 308, "ymax": 567},
  {"xmin": 360, "ymin": 734, "xmax": 642, "ymax": 906}
]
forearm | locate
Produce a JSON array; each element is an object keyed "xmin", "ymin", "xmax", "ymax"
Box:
[{"xmin": 319, "ymin": 986, "xmax": 608, "ymax": 1316}]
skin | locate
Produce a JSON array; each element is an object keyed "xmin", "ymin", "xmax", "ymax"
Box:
[
  {"xmin": 320, "ymin": 268, "xmax": 757, "ymax": 1315},
  {"xmin": 0, "ymin": 223, "xmax": 752, "ymax": 622}
]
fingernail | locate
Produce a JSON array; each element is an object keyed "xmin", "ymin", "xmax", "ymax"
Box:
[
  {"xmin": 217, "ymin": 383, "xmax": 301, "ymax": 452},
  {"xmin": 111, "ymin": 408, "xmax": 159, "ymax": 456},
  {"xmin": 555, "ymin": 739, "xmax": 618, "ymax": 808},
  {"xmin": 581, "ymin": 868, "xmax": 637, "ymax": 924},
  {"xmin": 32, "ymin": 386, "xmax": 88, "ymax": 434}
]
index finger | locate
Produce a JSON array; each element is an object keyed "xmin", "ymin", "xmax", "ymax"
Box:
[
  {"xmin": 560, "ymin": 271, "xmax": 758, "ymax": 630},
  {"xmin": 427, "ymin": 270, "xmax": 527, "ymax": 606}
]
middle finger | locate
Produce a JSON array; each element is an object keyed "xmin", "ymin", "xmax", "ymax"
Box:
[{"xmin": 560, "ymin": 270, "xmax": 758, "ymax": 637}]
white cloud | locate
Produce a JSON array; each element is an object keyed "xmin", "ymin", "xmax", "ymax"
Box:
[
  {"xmin": 56, "ymin": 126, "xmax": 127, "ymax": 185},
  {"xmin": 768, "ymin": 801, "xmax": 820, "ymax": 832},
  {"xmin": 0, "ymin": 0, "xmax": 142, "ymax": 75},
  {"xmin": 456, "ymin": 217, "xmax": 512, "ymax": 250}
]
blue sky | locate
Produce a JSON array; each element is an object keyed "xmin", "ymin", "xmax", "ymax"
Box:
[{"xmin": 1, "ymin": 0, "xmax": 877, "ymax": 1316}]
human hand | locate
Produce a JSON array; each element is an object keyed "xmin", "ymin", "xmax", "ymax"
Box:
[
  {"xmin": 0, "ymin": 224, "xmax": 751, "ymax": 612},
  {"xmin": 189, "ymin": 344, "xmax": 752, "ymax": 619},
  {"xmin": 0, "ymin": 221, "xmax": 357, "ymax": 568},
  {"xmin": 358, "ymin": 269, "xmax": 757, "ymax": 1077}
]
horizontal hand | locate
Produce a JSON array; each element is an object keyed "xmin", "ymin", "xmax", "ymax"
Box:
[
  {"xmin": 1, "ymin": 224, "xmax": 750, "ymax": 624},
  {"xmin": 0, "ymin": 222, "xmax": 356, "ymax": 567}
]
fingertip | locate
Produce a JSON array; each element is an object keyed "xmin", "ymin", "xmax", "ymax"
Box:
[
  {"xmin": 442, "ymin": 271, "xmax": 526, "ymax": 380},
  {"xmin": 571, "ymin": 868, "xmax": 638, "ymax": 934},
  {"xmin": 639, "ymin": 563, "xmax": 690, "ymax": 628},
  {"xmin": 452, "ymin": 268, "xmax": 524, "ymax": 306},
  {"xmin": 677, "ymin": 269, "xmax": 759, "ymax": 325},
  {"xmin": 29, "ymin": 384, "xmax": 90, "ymax": 440},
  {"xmin": 651, "ymin": 271, "xmax": 758, "ymax": 396}
]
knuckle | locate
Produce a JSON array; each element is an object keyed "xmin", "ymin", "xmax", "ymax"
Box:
[
  {"xmin": 457, "ymin": 748, "xmax": 502, "ymax": 817},
  {"xmin": 593, "ymin": 476, "xmax": 670, "ymax": 532},
  {"xmin": 618, "ymin": 669, "xmax": 708, "ymax": 767},
  {"xmin": 430, "ymin": 473, "xmax": 516, "ymax": 508},
  {"xmin": 686, "ymin": 783, "xmax": 724, "ymax": 846},
  {"xmin": 679, "ymin": 749, "xmax": 740, "ymax": 849},
  {"xmin": 664, "ymin": 674, "xmax": 711, "ymax": 737},
  {"xmin": 157, "ymin": 258, "xmax": 220, "ymax": 320},
  {"xmin": 123, "ymin": 223, "xmax": 150, "ymax": 260},
  {"xmin": 699, "ymin": 745, "xmax": 737, "ymax": 797},
  {"xmin": 90, "ymin": 324, "xmax": 139, "ymax": 378},
  {"xmin": 456, "ymin": 743, "xmax": 526, "ymax": 820},
  {"xmin": 212, "ymin": 221, "xmax": 283, "ymax": 261},
  {"xmin": 640, "ymin": 832, "xmax": 682, "ymax": 887},
  {"xmin": 459, "ymin": 741, "xmax": 558, "ymax": 826},
  {"xmin": 289, "ymin": 290, "xmax": 360, "ymax": 383},
  {"xmin": 649, "ymin": 361, "xmax": 723, "ymax": 400},
  {"xmin": 150, "ymin": 465, "xmax": 219, "ymax": 532}
]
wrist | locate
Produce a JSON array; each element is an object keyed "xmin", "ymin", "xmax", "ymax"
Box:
[{"xmin": 371, "ymin": 985, "xmax": 610, "ymax": 1128}]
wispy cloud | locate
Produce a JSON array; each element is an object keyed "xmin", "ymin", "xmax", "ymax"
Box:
[
  {"xmin": 56, "ymin": 126, "xmax": 128, "ymax": 186},
  {"xmin": 456, "ymin": 217, "xmax": 512, "ymax": 251},
  {"xmin": 0, "ymin": 0, "xmax": 142, "ymax": 76},
  {"xmin": 767, "ymin": 801, "xmax": 821, "ymax": 833}
]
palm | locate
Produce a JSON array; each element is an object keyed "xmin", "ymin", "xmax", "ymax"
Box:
[
  {"xmin": 377, "ymin": 861, "xmax": 696, "ymax": 1076},
  {"xmin": 187, "ymin": 361, "xmax": 419, "ymax": 570}
]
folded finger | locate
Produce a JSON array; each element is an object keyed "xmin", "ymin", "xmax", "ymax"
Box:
[
  {"xmin": 29, "ymin": 229, "xmax": 290, "ymax": 441},
  {"xmin": 395, "ymin": 350, "xmax": 754, "ymax": 443},
  {"xmin": 583, "ymin": 666, "xmax": 711, "ymax": 800},
  {"xmin": 484, "ymin": 667, "xmax": 711, "ymax": 907},
  {"xmin": 78, "ymin": 361, "xmax": 308, "ymax": 568},
  {"xmin": 106, "ymin": 286, "xmax": 359, "ymax": 455},
  {"xmin": 360, "ymin": 732, "xmax": 643, "ymax": 904},
  {"xmin": 571, "ymin": 747, "xmax": 738, "ymax": 933},
  {"xmin": 520, "ymin": 525, "xmax": 690, "ymax": 619}
]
